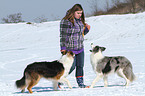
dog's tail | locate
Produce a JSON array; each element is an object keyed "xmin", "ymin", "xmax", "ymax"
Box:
[
  {"xmin": 15, "ymin": 72, "xmax": 27, "ymax": 90},
  {"xmin": 124, "ymin": 64, "xmax": 136, "ymax": 82}
]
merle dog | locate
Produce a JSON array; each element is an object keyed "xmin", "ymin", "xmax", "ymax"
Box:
[{"xmin": 89, "ymin": 43, "xmax": 136, "ymax": 88}]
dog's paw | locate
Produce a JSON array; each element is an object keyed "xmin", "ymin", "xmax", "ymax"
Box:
[
  {"xmin": 69, "ymin": 86, "xmax": 72, "ymax": 89},
  {"xmin": 89, "ymin": 86, "xmax": 94, "ymax": 88},
  {"xmin": 104, "ymin": 85, "xmax": 108, "ymax": 87}
]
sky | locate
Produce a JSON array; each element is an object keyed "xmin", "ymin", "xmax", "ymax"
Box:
[
  {"xmin": 0, "ymin": 0, "xmax": 93, "ymax": 22},
  {"xmin": 0, "ymin": 0, "xmax": 126, "ymax": 22}
]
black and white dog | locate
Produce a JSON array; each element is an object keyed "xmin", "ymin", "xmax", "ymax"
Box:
[
  {"xmin": 89, "ymin": 43, "xmax": 136, "ymax": 88},
  {"xmin": 15, "ymin": 51, "xmax": 74, "ymax": 93}
]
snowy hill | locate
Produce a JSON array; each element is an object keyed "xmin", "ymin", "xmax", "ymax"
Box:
[{"xmin": 0, "ymin": 12, "xmax": 145, "ymax": 96}]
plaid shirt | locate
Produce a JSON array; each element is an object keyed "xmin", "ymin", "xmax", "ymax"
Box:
[{"xmin": 60, "ymin": 18, "xmax": 89, "ymax": 51}]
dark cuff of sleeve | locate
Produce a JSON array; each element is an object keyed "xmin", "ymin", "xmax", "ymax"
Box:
[{"xmin": 84, "ymin": 27, "xmax": 89, "ymax": 35}]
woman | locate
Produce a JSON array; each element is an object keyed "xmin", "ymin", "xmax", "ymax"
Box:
[{"xmin": 60, "ymin": 4, "xmax": 90, "ymax": 88}]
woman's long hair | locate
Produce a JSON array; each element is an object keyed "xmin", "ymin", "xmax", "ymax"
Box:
[{"xmin": 63, "ymin": 4, "xmax": 85, "ymax": 26}]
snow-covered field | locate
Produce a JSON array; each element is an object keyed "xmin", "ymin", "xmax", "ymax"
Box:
[{"xmin": 0, "ymin": 12, "xmax": 145, "ymax": 96}]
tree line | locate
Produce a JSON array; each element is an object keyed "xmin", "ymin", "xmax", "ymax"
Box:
[
  {"xmin": 1, "ymin": 13, "xmax": 48, "ymax": 24},
  {"xmin": 91, "ymin": 0, "xmax": 145, "ymax": 15}
]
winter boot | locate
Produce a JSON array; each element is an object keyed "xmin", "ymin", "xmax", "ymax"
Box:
[{"xmin": 76, "ymin": 76, "xmax": 88, "ymax": 88}]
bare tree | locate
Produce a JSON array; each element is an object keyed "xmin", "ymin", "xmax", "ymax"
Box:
[
  {"xmin": 136, "ymin": 0, "xmax": 145, "ymax": 10},
  {"xmin": 130, "ymin": 0, "xmax": 136, "ymax": 13},
  {"xmin": 112, "ymin": 0, "xmax": 122, "ymax": 8},
  {"xmin": 2, "ymin": 13, "xmax": 24, "ymax": 23},
  {"xmin": 34, "ymin": 15, "xmax": 48, "ymax": 23},
  {"xmin": 87, "ymin": 0, "xmax": 99, "ymax": 16},
  {"xmin": 105, "ymin": 0, "xmax": 110, "ymax": 11},
  {"xmin": 125, "ymin": 0, "xmax": 145, "ymax": 13}
]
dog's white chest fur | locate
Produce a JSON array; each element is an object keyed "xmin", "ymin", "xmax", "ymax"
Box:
[
  {"xmin": 59, "ymin": 55, "xmax": 74, "ymax": 78},
  {"xmin": 90, "ymin": 50, "xmax": 104, "ymax": 72}
]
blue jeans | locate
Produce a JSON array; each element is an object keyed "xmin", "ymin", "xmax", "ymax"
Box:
[{"xmin": 69, "ymin": 51, "xmax": 84, "ymax": 77}]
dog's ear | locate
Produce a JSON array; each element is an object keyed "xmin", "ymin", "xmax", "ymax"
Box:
[
  {"xmin": 91, "ymin": 43, "xmax": 95, "ymax": 49},
  {"xmin": 89, "ymin": 50, "xmax": 93, "ymax": 52},
  {"xmin": 61, "ymin": 50, "xmax": 67, "ymax": 55},
  {"xmin": 67, "ymin": 51, "xmax": 75, "ymax": 57},
  {"xmin": 101, "ymin": 47, "xmax": 106, "ymax": 51}
]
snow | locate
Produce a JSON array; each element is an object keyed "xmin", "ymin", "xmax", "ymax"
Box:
[{"xmin": 0, "ymin": 12, "xmax": 145, "ymax": 96}]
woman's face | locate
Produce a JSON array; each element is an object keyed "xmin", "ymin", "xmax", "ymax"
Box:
[{"xmin": 74, "ymin": 11, "xmax": 82, "ymax": 19}]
